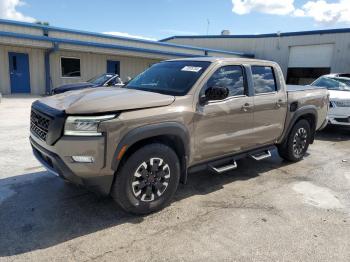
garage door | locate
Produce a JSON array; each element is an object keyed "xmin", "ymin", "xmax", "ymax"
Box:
[
  {"xmin": 287, "ymin": 44, "xmax": 334, "ymax": 85},
  {"xmin": 288, "ymin": 44, "xmax": 334, "ymax": 68}
]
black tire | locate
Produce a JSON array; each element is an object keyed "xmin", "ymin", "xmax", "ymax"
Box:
[
  {"xmin": 111, "ymin": 143, "xmax": 180, "ymax": 215},
  {"xmin": 278, "ymin": 119, "xmax": 311, "ymax": 162}
]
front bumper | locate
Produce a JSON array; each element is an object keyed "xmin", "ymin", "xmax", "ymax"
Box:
[
  {"xmin": 328, "ymin": 115, "xmax": 350, "ymax": 126},
  {"xmin": 30, "ymin": 137, "xmax": 114, "ymax": 196},
  {"xmin": 328, "ymin": 106, "xmax": 350, "ymax": 126}
]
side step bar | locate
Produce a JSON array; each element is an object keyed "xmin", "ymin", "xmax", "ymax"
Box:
[
  {"xmin": 250, "ymin": 150, "xmax": 271, "ymax": 161},
  {"xmin": 189, "ymin": 146, "xmax": 276, "ymax": 175},
  {"xmin": 210, "ymin": 160, "xmax": 237, "ymax": 174}
]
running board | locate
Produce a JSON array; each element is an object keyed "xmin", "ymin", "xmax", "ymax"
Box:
[
  {"xmin": 250, "ymin": 150, "xmax": 271, "ymax": 161},
  {"xmin": 210, "ymin": 160, "xmax": 237, "ymax": 174}
]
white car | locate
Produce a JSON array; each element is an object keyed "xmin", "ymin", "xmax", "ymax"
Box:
[{"xmin": 311, "ymin": 74, "xmax": 350, "ymax": 126}]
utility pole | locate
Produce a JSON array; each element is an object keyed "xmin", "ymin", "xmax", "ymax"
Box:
[{"xmin": 206, "ymin": 19, "xmax": 210, "ymax": 35}]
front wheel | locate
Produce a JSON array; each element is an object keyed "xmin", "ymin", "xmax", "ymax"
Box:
[
  {"xmin": 111, "ymin": 143, "xmax": 180, "ymax": 215},
  {"xmin": 278, "ymin": 119, "xmax": 311, "ymax": 162}
]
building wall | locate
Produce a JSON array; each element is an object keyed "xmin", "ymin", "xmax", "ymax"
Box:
[
  {"xmin": 165, "ymin": 33, "xmax": 350, "ymax": 78},
  {"xmin": 49, "ymin": 50, "xmax": 160, "ymax": 88},
  {"xmin": 0, "ymin": 21, "xmax": 246, "ymax": 58},
  {"xmin": 0, "ymin": 19, "xmax": 248, "ymax": 95},
  {"xmin": 0, "ymin": 45, "xmax": 45, "ymax": 95},
  {"xmin": 0, "ymin": 23, "xmax": 43, "ymax": 36},
  {"xmin": 49, "ymin": 31, "xmax": 206, "ymax": 57},
  {"xmin": 0, "ymin": 46, "xmax": 160, "ymax": 95}
]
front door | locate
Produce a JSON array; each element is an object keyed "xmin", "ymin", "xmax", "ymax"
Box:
[
  {"xmin": 9, "ymin": 52, "xmax": 31, "ymax": 93},
  {"xmin": 193, "ymin": 65, "xmax": 254, "ymax": 163},
  {"xmin": 107, "ymin": 60, "xmax": 120, "ymax": 75}
]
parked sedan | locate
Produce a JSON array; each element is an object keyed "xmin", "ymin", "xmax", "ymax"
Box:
[
  {"xmin": 311, "ymin": 74, "xmax": 350, "ymax": 126},
  {"xmin": 52, "ymin": 73, "xmax": 123, "ymax": 95}
]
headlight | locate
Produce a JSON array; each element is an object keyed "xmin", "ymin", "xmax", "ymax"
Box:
[{"xmin": 64, "ymin": 114, "xmax": 116, "ymax": 136}]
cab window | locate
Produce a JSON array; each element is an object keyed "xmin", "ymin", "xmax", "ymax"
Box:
[
  {"xmin": 203, "ymin": 65, "xmax": 246, "ymax": 98},
  {"xmin": 251, "ymin": 66, "xmax": 277, "ymax": 94}
]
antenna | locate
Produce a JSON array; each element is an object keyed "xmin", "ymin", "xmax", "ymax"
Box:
[{"xmin": 206, "ymin": 19, "xmax": 210, "ymax": 35}]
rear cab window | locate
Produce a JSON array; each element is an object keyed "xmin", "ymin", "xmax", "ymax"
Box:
[{"xmin": 251, "ymin": 66, "xmax": 277, "ymax": 95}]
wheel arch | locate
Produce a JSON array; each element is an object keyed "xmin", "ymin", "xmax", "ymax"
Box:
[
  {"xmin": 111, "ymin": 122, "xmax": 190, "ymax": 184},
  {"xmin": 280, "ymin": 106, "xmax": 318, "ymax": 145}
]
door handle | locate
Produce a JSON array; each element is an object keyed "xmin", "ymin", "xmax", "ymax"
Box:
[
  {"xmin": 241, "ymin": 103, "xmax": 252, "ymax": 112},
  {"xmin": 276, "ymin": 99, "xmax": 283, "ymax": 108}
]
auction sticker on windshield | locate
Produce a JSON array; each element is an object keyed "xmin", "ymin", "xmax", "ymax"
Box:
[{"xmin": 181, "ymin": 66, "xmax": 202, "ymax": 73}]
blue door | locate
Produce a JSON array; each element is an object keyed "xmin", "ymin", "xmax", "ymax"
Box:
[
  {"xmin": 9, "ymin": 52, "xmax": 31, "ymax": 93},
  {"xmin": 107, "ymin": 60, "xmax": 120, "ymax": 75}
]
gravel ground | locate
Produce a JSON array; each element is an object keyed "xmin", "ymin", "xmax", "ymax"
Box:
[{"xmin": 0, "ymin": 96, "xmax": 349, "ymax": 262}]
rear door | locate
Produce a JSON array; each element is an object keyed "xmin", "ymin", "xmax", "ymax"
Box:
[
  {"xmin": 193, "ymin": 64, "xmax": 254, "ymax": 162},
  {"xmin": 251, "ymin": 65, "xmax": 287, "ymax": 145}
]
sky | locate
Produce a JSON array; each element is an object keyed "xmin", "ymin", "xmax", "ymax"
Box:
[{"xmin": 0, "ymin": 0, "xmax": 349, "ymax": 41}]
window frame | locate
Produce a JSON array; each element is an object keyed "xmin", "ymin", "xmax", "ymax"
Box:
[
  {"xmin": 251, "ymin": 65, "xmax": 278, "ymax": 96},
  {"xmin": 60, "ymin": 56, "xmax": 81, "ymax": 78},
  {"xmin": 200, "ymin": 64, "xmax": 249, "ymax": 104}
]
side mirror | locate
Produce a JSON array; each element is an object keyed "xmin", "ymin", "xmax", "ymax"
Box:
[{"xmin": 200, "ymin": 86, "xmax": 229, "ymax": 105}]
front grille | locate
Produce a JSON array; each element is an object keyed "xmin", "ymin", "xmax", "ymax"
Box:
[
  {"xmin": 334, "ymin": 100, "xmax": 350, "ymax": 107},
  {"xmin": 31, "ymin": 110, "xmax": 50, "ymax": 141}
]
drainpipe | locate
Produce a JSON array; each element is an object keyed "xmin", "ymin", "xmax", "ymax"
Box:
[{"xmin": 45, "ymin": 42, "xmax": 59, "ymax": 95}]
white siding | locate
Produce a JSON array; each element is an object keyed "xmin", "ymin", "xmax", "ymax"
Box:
[
  {"xmin": 0, "ymin": 24, "xmax": 43, "ymax": 36},
  {"xmin": 0, "ymin": 36, "xmax": 51, "ymax": 49},
  {"xmin": 49, "ymin": 31, "xmax": 208, "ymax": 57},
  {"xmin": 49, "ymin": 50, "xmax": 160, "ymax": 88},
  {"xmin": 166, "ymin": 33, "xmax": 350, "ymax": 77}
]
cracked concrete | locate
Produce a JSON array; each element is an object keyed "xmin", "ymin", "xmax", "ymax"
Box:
[{"xmin": 1, "ymin": 97, "xmax": 350, "ymax": 262}]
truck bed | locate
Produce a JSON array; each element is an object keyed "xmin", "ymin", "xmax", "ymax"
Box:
[
  {"xmin": 286, "ymin": 85, "xmax": 329, "ymax": 131},
  {"xmin": 287, "ymin": 85, "xmax": 326, "ymax": 92}
]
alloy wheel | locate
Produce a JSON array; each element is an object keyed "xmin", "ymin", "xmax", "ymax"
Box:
[
  {"xmin": 131, "ymin": 158, "xmax": 171, "ymax": 202},
  {"xmin": 293, "ymin": 127, "xmax": 308, "ymax": 158}
]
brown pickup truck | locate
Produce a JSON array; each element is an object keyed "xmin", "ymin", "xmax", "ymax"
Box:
[{"xmin": 30, "ymin": 57, "xmax": 329, "ymax": 214}]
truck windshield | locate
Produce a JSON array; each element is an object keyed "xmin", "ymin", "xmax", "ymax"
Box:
[{"xmin": 125, "ymin": 61, "xmax": 211, "ymax": 96}]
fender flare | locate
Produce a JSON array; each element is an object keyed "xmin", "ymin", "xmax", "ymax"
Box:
[
  {"xmin": 280, "ymin": 106, "xmax": 318, "ymax": 144},
  {"xmin": 111, "ymin": 122, "xmax": 190, "ymax": 179}
]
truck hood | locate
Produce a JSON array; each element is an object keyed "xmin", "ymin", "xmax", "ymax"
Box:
[
  {"xmin": 40, "ymin": 87, "xmax": 175, "ymax": 114},
  {"xmin": 328, "ymin": 90, "xmax": 350, "ymax": 100},
  {"xmin": 53, "ymin": 82, "xmax": 96, "ymax": 93}
]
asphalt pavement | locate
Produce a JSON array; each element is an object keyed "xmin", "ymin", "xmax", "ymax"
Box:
[{"xmin": 0, "ymin": 97, "xmax": 349, "ymax": 262}]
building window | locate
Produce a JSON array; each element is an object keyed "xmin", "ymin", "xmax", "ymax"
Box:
[
  {"xmin": 251, "ymin": 66, "xmax": 277, "ymax": 94},
  {"xmin": 61, "ymin": 57, "xmax": 81, "ymax": 77}
]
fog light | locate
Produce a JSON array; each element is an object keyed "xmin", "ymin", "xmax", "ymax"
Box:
[{"xmin": 71, "ymin": 156, "xmax": 94, "ymax": 163}]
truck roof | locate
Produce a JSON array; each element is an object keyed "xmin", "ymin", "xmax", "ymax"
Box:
[{"xmin": 167, "ymin": 56, "xmax": 275, "ymax": 64}]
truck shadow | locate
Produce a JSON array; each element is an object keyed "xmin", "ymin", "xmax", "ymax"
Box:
[
  {"xmin": 315, "ymin": 125, "xmax": 350, "ymax": 142},
  {"xmin": 0, "ymin": 150, "xmax": 291, "ymax": 257}
]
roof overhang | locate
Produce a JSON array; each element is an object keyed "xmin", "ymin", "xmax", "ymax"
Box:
[{"xmin": 0, "ymin": 19, "xmax": 253, "ymax": 58}]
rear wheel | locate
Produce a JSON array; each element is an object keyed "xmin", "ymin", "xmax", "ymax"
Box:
[
  {"xmin": 278, "ymin": 119, "xmax": 311, "ymax": 162},
  {"xmin": 111, "ymin": 143, "xmax": 180, "ymax": 215}
]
